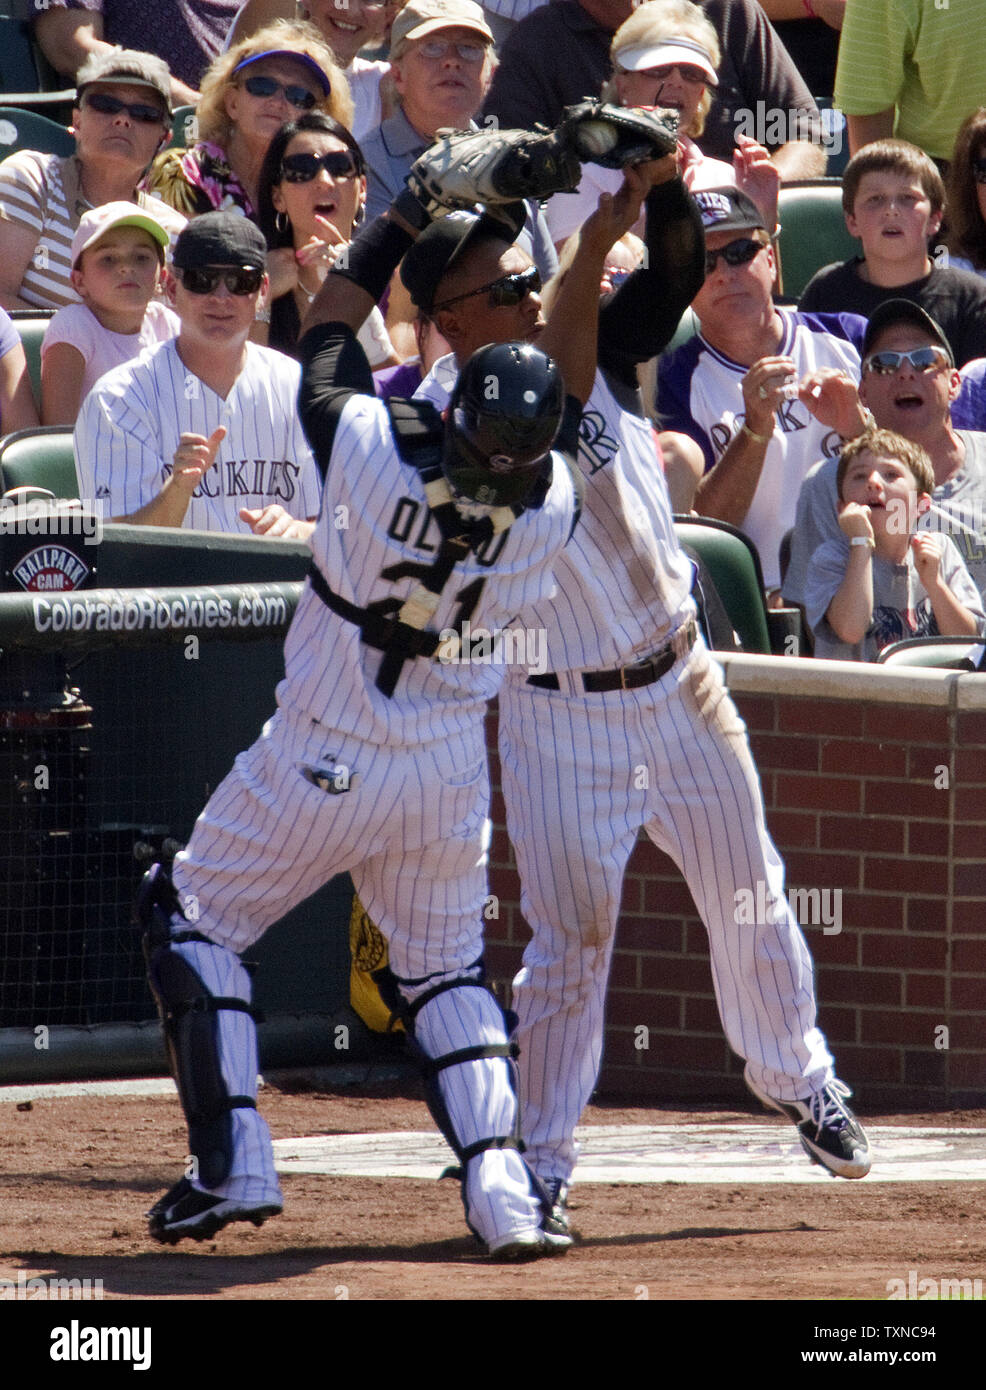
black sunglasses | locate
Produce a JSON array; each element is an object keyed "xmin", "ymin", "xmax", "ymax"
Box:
[
  {"xmin": 973, "ymin": 156, "xmax": 986, "ymax": 184},
  {"xmin": 704, "ymin": 236, "xmax": 765, "ymax": 276},
  {"xmin": 180, "ymin": 265, "xmax": 265, "ymax": 296},
  {"xmin": 434, "ymin": 266, "xmax": 541, "ymax": 311},
  {"xmin": 83, "ymin": 91, "xmax": 168, "ymax": 125},
  {"xmin": 863, "ymin": 346, "xmax": 952, "ymax": 375},
  {"xmin": 280, "ymin": 150, "xmax": 359, "ymax": 183},
  {"xmin": 242, "ymin": 74, "xmax": 320, "ymax": 110}
]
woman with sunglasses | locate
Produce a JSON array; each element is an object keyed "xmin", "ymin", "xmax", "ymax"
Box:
[
  {"xmin": 0, "ymin": 49, "xmax": 185, "ymax": 312},
  {"xmin": 146, "ymin": 21, "xmax": 351, "ymax": 220},
  {"xmin": 543, "ymin": 0, "xmax": 779, "ymax": 252},
  {"xmin": 945, "ymin": 110, "xmax": 986, "ymax": 281},
  {"xmin": 226, "ymin": 0, "xmax": 406, "ymax": 141},
  {"xmin": 255, "ymin": 111, "xmax": 397, "ymax": 364}
]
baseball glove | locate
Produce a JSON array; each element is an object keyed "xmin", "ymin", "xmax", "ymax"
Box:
[
  {"xmin": 557, "ymin": 101, "xmax": 680, "ymax": 169},
  {"xmin": 406, "ymin": 126, "xmax": 583, "ymax": 216}
]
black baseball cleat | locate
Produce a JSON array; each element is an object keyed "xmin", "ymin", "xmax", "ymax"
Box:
[
  {"xmin": 147, "ymin": 1178, "xmax": 282, "ymax": 1244},
  {"xmin": 744, "ymin": 1068, "xmax": 871, "ymax": 1179},
  {"xmin": 541, "ymin": 1177, "xmax": 574, "ymax": 1245}
]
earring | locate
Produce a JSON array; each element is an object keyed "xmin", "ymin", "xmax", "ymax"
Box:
[
  {"xmin": 353, "ymin": 200, "xmax": 365, "ymax": 227},
  {"xmin": 274, "ymin": 211, "xmax": 289, "ymax": 233}
]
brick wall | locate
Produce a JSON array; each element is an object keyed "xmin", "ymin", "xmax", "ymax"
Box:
[{"xmin": 484, "ymin": 657, "xmax": 986, "ymax": 1111}]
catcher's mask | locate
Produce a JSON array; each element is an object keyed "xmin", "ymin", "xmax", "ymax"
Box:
[{"xmin": 442, "ymin": 342, "xmax": 563, "ymax": 509}]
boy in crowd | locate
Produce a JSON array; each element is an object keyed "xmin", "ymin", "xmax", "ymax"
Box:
[
  {"xmin": 800, "ymin": 141, "xmax": 986, "ymax": 367},
  {"xmin": 805, "ymin": 428, "xmax": 985, "ymax": 661},
  {"xmin": 41, "ymin": 203, "xmax": 179, "ymax": 425}
]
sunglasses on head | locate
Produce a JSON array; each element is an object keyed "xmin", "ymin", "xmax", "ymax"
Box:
[
  {"xmin": 703, "ymin": 236, "xmax": 765, "ymax": 276},
  {"xmin": 180, "ymin": 265, "xmax": 265, "ymax": 296},
  {"xmin": 83, "ymin": 91, "xmax": 168, "ymax": 124},
  {"xmin": 972, "ymin": 155, "xmax": 986, "ymax": 184},
  {"xmin": 434, "ymin": 265, "xmax": 541, "ymax": 311},
  {"xmin": 416, "ymin": 39, "xmax": 487, "ymax": 62},
  {"xmin": 280, "ymin": 150, "xmax": 359, "ymax": 183},
  {"xmin": 863, "ymin": 346, "xmax": 952, "ymax": 375},
  {"xmin": 241, "ymin": 74, "xmax": 320, "ymax": 110}
]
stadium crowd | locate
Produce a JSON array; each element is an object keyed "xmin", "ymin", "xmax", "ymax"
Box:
[{"xmin": 1, "ymin": 0, "xmax": 985, "ymax": 660}]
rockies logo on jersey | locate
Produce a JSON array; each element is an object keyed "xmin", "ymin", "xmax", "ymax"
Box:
[{"xmin": 578, "ymin": 409, "xmax": 620, "ymax": 475}]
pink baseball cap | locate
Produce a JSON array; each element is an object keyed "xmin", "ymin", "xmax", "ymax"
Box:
[{"xmin": 71, "ymin": 201, "xmax": 171, "ymax": 267}]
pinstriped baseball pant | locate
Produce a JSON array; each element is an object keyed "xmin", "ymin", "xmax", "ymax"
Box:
[
  {"xmin": 169, "ymin": 705, "xmax": 542, "ymax": 1245},
  {"xmin": 498, "ymin": 637, "xmax": 834, "ymax": 1185}
]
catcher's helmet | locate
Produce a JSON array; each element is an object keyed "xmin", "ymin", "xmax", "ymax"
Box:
[{"xmin": 443, "ymin": 342, "xmax": 564, "ymax": 509}]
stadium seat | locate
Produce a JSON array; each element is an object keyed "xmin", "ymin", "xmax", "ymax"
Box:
[
  {"xmin": 673, "ymin": 515, "xmax": 772, "ymax": 654},
  {"xmin": 876, "ymin": 636, "xmax": 986, "ymax": 670},
  {"xmin": 0, "ymin": 106, "xmax": 75, "ymax": 158},
  {"xmin": 172, "ymin": 104, "xmax": 198, "ymax": 149},
  {"xmin": 776, "ymin": 181, "xmax": 858, "ymax": 301},
  {"xmin": 0, "ymin": 9, "xmax": 74, "ymax": 121},
  {"xmin": 9, "ymin": 310, "xmax": 54, "ymax": 403},
  {"xmin": 0, "ymin": 426, "xmax": 78, "ymax": 499}
]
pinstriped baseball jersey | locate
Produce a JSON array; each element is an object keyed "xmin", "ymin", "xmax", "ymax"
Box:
[
  {"xmin": 418, "ymin": 355, "xmax": 694, "ymax": 670},
  {"xmin": 278, "ymin": 391, "xmax": 577, "ymax": 747},
  {"xmin": 73, "ymin": 339, "xmax": 323, "ymax": 531}
]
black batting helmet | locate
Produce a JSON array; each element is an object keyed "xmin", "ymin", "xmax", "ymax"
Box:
[{"xmin": 442, "ymin": 342, "xmax": 564, "ymax": 508}]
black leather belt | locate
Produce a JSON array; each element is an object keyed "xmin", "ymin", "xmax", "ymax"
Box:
[{"xmin": 528, "ymin": 618, "xmax": 698, "ymax": 693}]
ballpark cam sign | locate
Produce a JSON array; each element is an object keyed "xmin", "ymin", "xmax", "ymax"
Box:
[{"xmin": 12, "ymin": 544, "xmax": 91, "ymax": 593}]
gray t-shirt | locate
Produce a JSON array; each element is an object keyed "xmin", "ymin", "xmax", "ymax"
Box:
[
  {"xmin": 805, "ymin": 533, "xmax": 986, "ymax": 661},
  {"xmin": 784, "ymin": 430, "xmax": 986, "ymax": 606}
]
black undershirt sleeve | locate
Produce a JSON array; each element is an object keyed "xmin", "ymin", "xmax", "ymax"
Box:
[
  {"xmin": 555, "ymin": 392, "xmax": 583, "ymax": 460},
  {"xmin": 296, "ymin": 321, "xmax": 376, "ymax": 478},
  {"xmin": 554, "ymin": 393, "xmax": 585, "ymax": 535},
  {"xmin": 597, "ymin": 177, "xmax": 706, "ymax": 388}
]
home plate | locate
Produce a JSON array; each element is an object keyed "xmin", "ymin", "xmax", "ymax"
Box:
[{"xmin": 272, "ymin": 1124, "xmax": 986, "ymax": 1184}]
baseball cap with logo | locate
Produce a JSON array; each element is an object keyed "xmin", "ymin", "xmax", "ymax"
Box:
[
  {"xmin": 172, "ymin": 210, "xmax": 267, "ymax": 271},
  {"xmin": 862, "ymin": 298, "xmax": 955, "ymax": 364},
  {"xmin": 71, "ymin": 201, "xmax": 171, "ymax": 268},
  {"xmin": 615, "ymin": 35, "xmax": 718, "ymax": 86},
  {"xmin": 390, "ymin": 0, "xmax": 495, "ymax": 58},
  {"xmin": 75, "ymin": 48, "xmax": 173, "ymax": 115},
  {"xmin": 401, "ymin": 205, "xmax": 527, "ymax": 311},
  {"xmin": 693, "ymin": 187, "xmax": 766, "ymax": 236}
]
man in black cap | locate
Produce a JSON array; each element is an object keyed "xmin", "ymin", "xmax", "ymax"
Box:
[
  {"xmin": 75, "ymin": 210, "xmax": 322, "ymax": 538},
  {"xmin": 783, "ymin": 298, "xmax": 986, "ymax": 610},
  {"xmin": 657, "ymin": 185, "xmax": 868, "ymax": 594}
]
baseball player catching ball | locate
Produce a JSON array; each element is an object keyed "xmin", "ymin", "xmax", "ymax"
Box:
[
  {"xmin": 136, "ymin": 153, "xmax": 655, "ymax": 1259},
  {"xmin": 392, "ymin": 124, "xmax": 871, "ymax": 1233}
]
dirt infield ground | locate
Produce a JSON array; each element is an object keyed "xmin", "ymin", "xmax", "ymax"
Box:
[{"xmin": 2, "ymin": 1078, "xmax": 984, "ymax": 1309}]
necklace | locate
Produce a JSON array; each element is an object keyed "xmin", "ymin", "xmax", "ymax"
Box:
[{"xmin": 296, "ymin": 270, "xmax": 324, "ymax": 304}]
